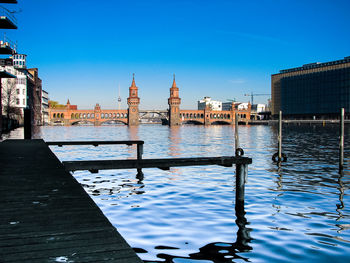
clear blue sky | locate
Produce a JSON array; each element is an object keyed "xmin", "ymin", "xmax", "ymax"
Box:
[{"xmin": 4, "ymin": 0, "xmax": 350, "ymax": 109}]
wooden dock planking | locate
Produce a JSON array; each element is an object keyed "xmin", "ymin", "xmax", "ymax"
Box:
[{"xmin": 0, "ymin": 139, "xmax": 142, "ymax": 263}]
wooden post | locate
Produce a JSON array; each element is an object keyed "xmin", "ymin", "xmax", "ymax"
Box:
[
  {"xmin": 136, "ymin": 143, "xmax": 144, "ymax": 179},
  {"xmin": 278, "ymin": 111, "xmax": 282, "ymax": 160},
  {"xmin": 24, "ymin": 108, "xmax": 32, "ymax": 139},
  {"xmin": 339, "ymin": 108, "xmax": 345, "ymax": 172},
  {"xmin": 235, "ymin": 163, "xmax": 247, "ymax": 211},
  {"xmin": 235, "ymin": 113, "xmax": 239, "ymax": 153}
]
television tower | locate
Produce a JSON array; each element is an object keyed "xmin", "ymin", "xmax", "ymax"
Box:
[{"xmin": 117, "ymin": 83, "xmax": 122, "ymax": 110}]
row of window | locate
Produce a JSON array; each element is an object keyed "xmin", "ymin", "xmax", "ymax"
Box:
[
  {"xmin": 16, "ymin": 89, "xmax": 25, "ymax": 95},
  {"xmin": 16, "ymin": 78, "xmax": 26, "ymax": 85},
  {"xmin": 180, "ymin": 113, "xmax": 247, "ymax": 119},
  {"xmin": 13, "ymin": 54, "xmax": 26, "ymax": 60},
  {"xmin": 16, "ymin": 98, "xmax": 26, "ymax": 105},
  {"xmin": 52, "ymin": 112, "xmax": 129, "ymax": 119},
  {"xmin": 14, "ymin": 61, "xmax": 25, "ymax": 66}
]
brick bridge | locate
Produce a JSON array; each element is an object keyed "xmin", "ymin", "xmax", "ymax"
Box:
[{"xmin": 49, "ymin": 75, "xmax": 251, "ymax": 126}]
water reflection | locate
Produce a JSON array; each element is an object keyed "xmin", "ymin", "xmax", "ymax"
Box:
[
  {"xmin": 142, "ymin": 197, "xmax": 252, "ymax": 263},
  {"xmin": 4, "ymin": 125, "xmax": 350, "ymax": 262},
  {"xmin": 336, "ymin": 171, "xmax": 345, "ymax": 222}
]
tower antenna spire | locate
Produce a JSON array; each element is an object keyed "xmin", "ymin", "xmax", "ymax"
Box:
[{"xmin": 117, "ymin": 83, "xmax": 121, "ymax": 110}]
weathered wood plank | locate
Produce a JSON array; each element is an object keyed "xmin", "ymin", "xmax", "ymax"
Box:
[
  {"xmin": 46, "ymin": 140, "xmax": 144, "ymax": 146},
  {"xmin": 63, "ymin": 156, "xmax": 252, "ymax": 172},
  {"xmin": 0, "ymin": 139, "xmax": 142, "ymax": 263}
]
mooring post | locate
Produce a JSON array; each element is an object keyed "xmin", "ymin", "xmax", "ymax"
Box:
[
  {"xmin": 136, "ymin": 143, "xmax": 144, "ymax": 179},
  {"xmin": 278, "ymin": 110, "xmax": 282, "ymax": 160},
  {"xmin": 235, "ymin": 163, "xmax": 247, "ymax": 211},
  {"xmin": 235, "ymin": 113, "xmax": 239, "ymax": 152},
  {"xmin": 339, "ymin": 108, "xmax": 345, "ymax": 172},
  {"xmin": 24, "ymin": 108, "xmax": 32, "ymax": 139}
]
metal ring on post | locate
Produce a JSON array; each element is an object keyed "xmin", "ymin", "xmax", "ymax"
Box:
[
  {"xmin": 235, "ymin": 148, "xmax": 244, "ymax": 157},
  {"xmin": 272, "ymin": 152, "xmax": 287, "ymax": 163}
]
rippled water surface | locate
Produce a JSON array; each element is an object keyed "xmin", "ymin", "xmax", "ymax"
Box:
[{"xmin": 4, "ymin": 124, "xmax": 350, "ymax": 262}]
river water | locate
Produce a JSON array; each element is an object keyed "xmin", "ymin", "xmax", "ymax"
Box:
[{"xmin": 3, "ymin": 124, "xmax": 350, "ymax": 262}]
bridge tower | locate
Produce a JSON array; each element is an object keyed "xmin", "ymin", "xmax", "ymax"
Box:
[
  {"xmin": 127, "ymin": 74, "xmax": 140, "ymax": 126},
  {"xmin": 168, "ymin": 74, "xmax": 181, "ymax": 126}
]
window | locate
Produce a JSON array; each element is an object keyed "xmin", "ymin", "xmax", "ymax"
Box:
[
  {"xmin": 16, "ymin": 99, "xmax": 19, "ymax": 105},
  {"xmin": 16, "ymin": 89, "xmax": 19, "ymax": 95},
  {"xmin": 23, "ymin": 89, "xmax": 25, "ymax": 95},
  {"xmin": 23, "ymin": 99, "xmax": 25, "ymax": 105}
]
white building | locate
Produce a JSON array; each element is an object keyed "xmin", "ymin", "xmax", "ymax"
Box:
[
  {"xmin": 42, "ymin": 89, "xmax": 49, "ymax": 125},
  {"xmin": 251, "ymin": 104, "xmax": 266, "ymax": 113},
  {"xmin": 237, "ymin": 103, "xmax": 249, "ymax": 110},
  {"xmin": 1, "ymin": 55, "xmax": 28, "ymax": 115},
  {"xmin": 198, "ymin": 97, "xmax": 222, "ymax": 111}
]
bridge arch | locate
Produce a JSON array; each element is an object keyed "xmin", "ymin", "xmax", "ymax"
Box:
[
  {"xmin": 100, "ymin": 120, "xmax": 127, "ymax": 125},
  {"xmin": 71, "ymin": 120, "xmax": 94, "ymax": 126},
  {"xmin": 211, "ymin": 120, "xmax": 231, "ymax": 125},
  {"xmin": 183, "ymin": 120, "xmax": 203, "ymax": 125}
]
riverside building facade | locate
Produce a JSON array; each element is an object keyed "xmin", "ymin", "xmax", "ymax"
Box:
[{"xmin": 271, "ymin": 56, "xmax": 350, "ymax": 119}]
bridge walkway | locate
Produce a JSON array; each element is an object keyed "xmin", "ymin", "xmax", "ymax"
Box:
[{"xmin": 0, "ymin": 139, "xmax": 142, "ymax": 263}]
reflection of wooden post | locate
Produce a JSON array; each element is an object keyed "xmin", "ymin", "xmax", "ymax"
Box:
[
  {"xmin": 278, "ymin": 111, "xmax": 282, "ymax": 160},
  {"xmin": 24, "ymin": 108, "xmax": 32, "ymax": 139},
  {"xmin": 235, "ymin": 162, "xmax": 251, "ymax": 251},
  {"xmin": 339, "ymin": 108, "xmax": 345, "ymax": 172}
]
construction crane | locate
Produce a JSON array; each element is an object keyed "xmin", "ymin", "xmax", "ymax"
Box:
[
  {"xmin": 244, "ymin": 92, "xmax": 270, "ymax": 105},
  {"xmin": 226, "ymin": 98, "xmax": 236, "ymax": 102}
]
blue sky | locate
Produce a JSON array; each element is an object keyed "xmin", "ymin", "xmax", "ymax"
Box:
[{"xmin": 3, "ymin": 0, "xmax": 350, "ymax": 109}]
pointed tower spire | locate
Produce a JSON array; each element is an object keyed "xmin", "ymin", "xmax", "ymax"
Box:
[
  {"xmin": 172, "ymin": 73, "xmax": 177, "ymax": 88},
  {"xmin": 131, "ymin": 73, "xmax": 136, "ymax": 87},
  {"xmin": 67, "ymin": 99, "xmax": 70, "ymax": 105}
]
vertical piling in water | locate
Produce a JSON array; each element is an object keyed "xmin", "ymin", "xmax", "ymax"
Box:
[
  {"xmin": 235, "ymin": 163, "xmax": 247, "ymax": 211},
  {"xmin": 272, "ymin": 110, "xmax": 286, "ymax": 163},
  {"xmin": 136, "ymin": 143, "xmax": 144, "ymax": 179},
  {"xmin": 24, "ymin": 108, "xmax": 31, "ymax": 140},
  {"xmin": 339, "ymin": 108, "xmax": 344, "ymax": 172},
  {"xmin": 278, "ymin": 111, "xmax": 282, "ymax": 160},
  {"xmin": 235, "ymin": 113, "xmax": 239, "ymax": 153}
]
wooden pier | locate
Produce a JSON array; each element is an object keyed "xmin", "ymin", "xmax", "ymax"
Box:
[
  {"xmin": 0, "ymin": 139, "xmax": 142, "ymax": 262},
  {"xmin": 1, "ymin": 139, "xmax": 252, "ymax": 262}
]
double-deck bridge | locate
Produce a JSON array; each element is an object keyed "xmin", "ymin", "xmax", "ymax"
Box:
[
  {"xmin": 50, "ymin": 105, "xmax": 250, "ymax": 126},
  {"xmin": 49, "ymin": 75, "xmax": 251, "ymax": 126}
]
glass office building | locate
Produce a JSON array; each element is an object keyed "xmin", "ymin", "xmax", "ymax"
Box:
[{"xmin": 271, "ymin": 57, "xmax": 350, "ymax": 119}]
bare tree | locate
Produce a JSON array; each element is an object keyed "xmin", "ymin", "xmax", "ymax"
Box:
[{"xmin": 1, "ymin": 78, "xmax": 22, "ymax": 120}]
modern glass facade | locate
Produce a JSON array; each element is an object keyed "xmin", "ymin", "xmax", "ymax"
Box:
[
  {"xmin": 272, "ymin": 57, "xmax": 350, "ymax": 119},
  {"xmin": 281, "ymin": 67, "xmax": 350, "ymax": 116}
]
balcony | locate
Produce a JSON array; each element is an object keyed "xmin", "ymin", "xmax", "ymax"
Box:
[
  {"xmin": 0, "ymin": 35, "xmax": 16, "ymax": 54},
  {"xmin": 0, "ymin": 68, "xmax": 16, "ymax": 78},
  {"xmin": 0, "ymin": 6, "xmax": 17, "ymax": 29}
]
